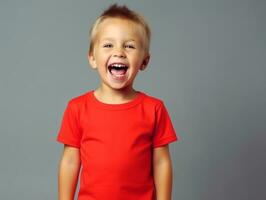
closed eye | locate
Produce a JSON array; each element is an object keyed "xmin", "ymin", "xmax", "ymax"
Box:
[
  {"xmin": 125, "ymin": 45, "xmax": 135, "ymax": 49},
  {"xmin": 103, "ymin": 44, "xmax": 113, "ymax": 48}
]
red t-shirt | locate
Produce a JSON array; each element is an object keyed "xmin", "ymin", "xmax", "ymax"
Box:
[{"xmin": 57, "ymin": 90, "xmax": 179, "ymax": 200}]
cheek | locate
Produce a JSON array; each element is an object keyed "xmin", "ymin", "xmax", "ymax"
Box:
[
  {"xmin": 131, "ymin": 54, "xmax": 144, "ymax": 66},
  {"xmin": 95, "ymin": 53, "xmax": 108, "ymax": 64}
]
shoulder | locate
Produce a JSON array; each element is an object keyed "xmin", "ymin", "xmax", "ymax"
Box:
[
  {"xmin": 141, "ymin": 91, "xmax": 165, "ymax": 109},
  {"xmin": 66, "ymin": 90, "xmax": 92, "ymax": 109}
]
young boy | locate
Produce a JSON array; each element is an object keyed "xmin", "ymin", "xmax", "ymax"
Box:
[{"xmin": 56, "ymin": 4, "xmax": 179, "ymax": 200}]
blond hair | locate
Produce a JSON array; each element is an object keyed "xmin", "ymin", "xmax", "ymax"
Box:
[{"xmin": 89, "ymin": 4, "xmax": 151, "ymax": 54}]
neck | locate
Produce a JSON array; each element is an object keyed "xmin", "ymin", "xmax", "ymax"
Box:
[{"xmin": 94, "ymin": 85, "xmax": 138, "ymax": 104}]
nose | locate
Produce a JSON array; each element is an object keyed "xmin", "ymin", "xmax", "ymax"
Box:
[{"xmin": 113, "ymin": 47, "xmax": 126, "ymax": 58}]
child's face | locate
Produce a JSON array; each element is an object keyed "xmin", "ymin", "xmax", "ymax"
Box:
[{"xmin": 88, "ymin": 17, "xmax": 150, "ymax": 91}]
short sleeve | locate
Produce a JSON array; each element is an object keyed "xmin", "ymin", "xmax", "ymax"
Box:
[
  {"xmin": 56, "ymin": 100, "xmax": 82, "ymax": 148},
  {"xmin": 152, "ymin": 102, "xmax": 180, "ymax": 148}
]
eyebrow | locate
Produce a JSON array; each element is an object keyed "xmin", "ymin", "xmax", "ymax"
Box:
[{"xmin": 101, "ymin": 38, "xmax": 136, "ymax": 43}]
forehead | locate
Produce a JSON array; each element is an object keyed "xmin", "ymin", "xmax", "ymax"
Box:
[{"xmin": 96, "ymin": 18, "xmax": 144, "ymax": 41}]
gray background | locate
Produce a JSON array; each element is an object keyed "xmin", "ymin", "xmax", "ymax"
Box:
[{"xmin": 1, "ymin": 0, "xmax": 265, "ymax": 199}]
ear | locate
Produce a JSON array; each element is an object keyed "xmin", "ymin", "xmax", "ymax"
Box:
[
  {"xmin": 88, "ymin": 51, "xmax": 97, "ymax": 69},
  {"xmin": 140, "ymin": 54, "xmax": 150, "ymax": 71}
]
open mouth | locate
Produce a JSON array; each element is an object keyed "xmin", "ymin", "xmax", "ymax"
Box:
[{"xmin": 108, "ymin": 63, "xmax": 128, "ymax": 76}]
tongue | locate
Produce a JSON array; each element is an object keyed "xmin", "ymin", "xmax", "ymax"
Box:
[{"xmin": 111, "ymin": 68, "xmax": 127, "ymax": 75}]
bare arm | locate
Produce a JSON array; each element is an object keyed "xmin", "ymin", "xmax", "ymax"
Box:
[
  {"xmin": 153, "ymin": 144, "xmax": 173, "ymax": 200},
  {"xmin": 58, "ymin": 145, "xmax": 81, "ymax": 200}
]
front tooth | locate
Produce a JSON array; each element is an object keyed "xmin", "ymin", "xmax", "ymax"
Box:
[{"xmin": 112, "ymin": 64, "xmax": 125, "ymax": 67}]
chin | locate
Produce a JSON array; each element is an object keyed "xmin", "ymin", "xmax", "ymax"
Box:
[
  {"xmin": 108, "ymin": 82, "xmax": 133, "ymax": 90},
  {"xmin": 109, "ymin": 84, "xmax": 129, "ymax": 90}
]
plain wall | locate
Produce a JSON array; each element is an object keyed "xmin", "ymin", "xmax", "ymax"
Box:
[{"xmin": 1, "ymin": 0, "xmax": 265, "ymax": 199}]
